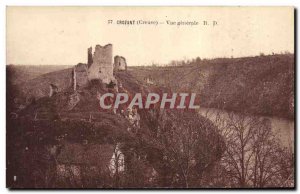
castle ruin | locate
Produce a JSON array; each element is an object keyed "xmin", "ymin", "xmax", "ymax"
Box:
[
  {"xmin": 72, "ymin": 44, "xmax": 126, "ymax": 91},
  {"xmin": 87, "ymin": 44, "xmax": 115, "ymax": 84},
  {"xmin": 73, "ymin": 63, "xmax": 89, "ymax": 91},
  {"xmin": 41, "ymin": 44, "xmax": 127, "ymax": 109},
  {"xmin": 114, "ymin": 56, "xmax": 127, "ymax": 71}
]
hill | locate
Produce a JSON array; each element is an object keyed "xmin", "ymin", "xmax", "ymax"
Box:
[
  {"xmin": 7, "ymin": 65, "xmax": 72, "ymax": 85},
  {"xmin": 7, "ymin": 67, "xmax": 224, "ymax": 188},
  {"xmin": 129, "ymin": 54, "xmax": 294, "ymax": 119}
]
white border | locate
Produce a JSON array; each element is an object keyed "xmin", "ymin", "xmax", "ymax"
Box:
[{"xmin": 1, "ymin": 0, "xmax": 298, "ymax": 193}]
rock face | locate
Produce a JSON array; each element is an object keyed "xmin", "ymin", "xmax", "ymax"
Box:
[
  {"xmin": 87, "ymin": 44, "xmax": 115, "ymax": 84},
  {"xmin": 49, "ymin": 84, "xmax": 58, "ymax": 97},
  {"xmin": 67, "ymin": 93, "xmax": 80, "ymax": 110},
  {"xmin": 114, "ymin": 56, "xmax": 127, "ymax": 71},
  {"xmin": 144, "ymin": 76, "xmax": 154, "ymax": 85}
]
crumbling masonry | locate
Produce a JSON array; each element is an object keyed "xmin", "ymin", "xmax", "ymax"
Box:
[
  {"xmin": 87, "ymin": 44, "xmax": 115, "ymax": 84},
  {"xmin": 114, "ymin": 56, "xmax": 127, "ymax": 71},
  {"xmin": 73, "ymin": 44, "xmax": 122, "ymax": 91},
  {"xmin": 62, "ymin": 44, "xmax": 128, "ymax": 110}
]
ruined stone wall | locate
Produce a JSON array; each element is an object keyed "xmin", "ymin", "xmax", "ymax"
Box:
[
  {"xmin": 87, "ymin": 47, "xmax": 93, "ymax": 68},
  {"xmin": 114, "ymin": 56, "xmax": 127, "ymax": 71},
  {"xmin": 88, "ymin": 44, "xmax": 114, "ymax": 84},
  {"xmin": 74, "ymin": 63, "xmax": 89, "ymax": 90}
]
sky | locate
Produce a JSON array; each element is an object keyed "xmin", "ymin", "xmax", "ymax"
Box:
[{"xmin": 6, "ymin": 7, "xmax": 294, "ymax": 66}]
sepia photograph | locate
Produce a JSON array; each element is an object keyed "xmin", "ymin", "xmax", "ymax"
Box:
[{"xmin": 6, "ymin": 6, "xmax": 295, "ymax": 189}]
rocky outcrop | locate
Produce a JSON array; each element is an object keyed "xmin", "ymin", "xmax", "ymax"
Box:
[
  {"xmin": 68, "ymin": 93, "xmax": 80, "ymax": 110},
  {"xmin": 49, "ymin": 84, "xmax": 58, "ymax": 97}
]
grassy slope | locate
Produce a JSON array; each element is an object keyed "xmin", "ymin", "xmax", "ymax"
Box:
[
  {"xmin": 129, "ymin": 54, "xmax": 294, "ymax": 119},
  {"xmin": 18, "ymin": 68, "xmax": 74, "ymax": 99},
  {"xmin": 7, "ymin": 65, "xmax": 72, "ymax": 85}
]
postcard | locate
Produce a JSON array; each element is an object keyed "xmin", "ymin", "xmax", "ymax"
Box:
[{"xmin": 6, "ymin": 6, "xmax": 295, "ymax": 189}]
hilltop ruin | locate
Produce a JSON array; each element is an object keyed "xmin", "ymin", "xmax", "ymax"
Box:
[
  {"xmin": 13, "ymin": 44, "xmax": 127, "ymax": 104},
  {"xmin": 73, "ymin": 44, "xmax": 126, "ymax": 91},
  {"xmin": 87, "ymin": 44, "xmax": 114, "ymax": 84},
  {"xmin": 66, "ymin": 44, "xmax": 128, "ymax": 110}
]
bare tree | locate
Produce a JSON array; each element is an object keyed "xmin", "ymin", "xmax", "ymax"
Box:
[
  {"xmin": 140, "ymin": 109, "xmax": 224, "ymax": 188},
  {"xmin": 202, "ymin": 109, "xmax": 294, "ymax": 188}
]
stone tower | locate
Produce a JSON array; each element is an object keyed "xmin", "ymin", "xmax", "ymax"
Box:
[
  {"xmin": 114, "ymin": 56, "xmax": 127, "ymax": 71},
  {"xmin": 87, "ymin": 44, "xmax": 114, "ymax": 84}
]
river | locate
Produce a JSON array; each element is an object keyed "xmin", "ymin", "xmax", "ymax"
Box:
[{"xmin": 199, "ymin": 108, "xmax": 294, "ymax": 150}]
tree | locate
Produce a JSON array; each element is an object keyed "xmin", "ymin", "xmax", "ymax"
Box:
[
  {"xmin": 202, "ymin": 109, "xmax": 294, "ymax": 188},
  {"xmin": 139, "ymin": 109, "xmax": 225, "ymax": 188}
]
